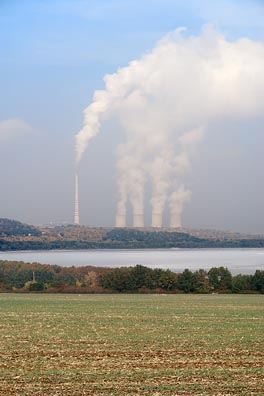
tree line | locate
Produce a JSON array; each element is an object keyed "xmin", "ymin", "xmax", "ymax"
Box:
[
  {"xmin": 0, "ymin": 218, "xmax": 41, "ymax": 237},
  {"xmin": 2, "ymin": 218, "xmax": 264, "ymax": 251},
  {"xmin": 103, "ymin": 229, "xmax": 264, "ymax": 248},
  {"xmin": 100, "ymin": 265, "xmax": 264, "ymax": 293},
  {"xmin": 2, "ymin": 235, "xmax": 264, "ymax": 251},
  {"xmin": 0, "ymin": 260, "xmax": 263, "ymax": 293}
]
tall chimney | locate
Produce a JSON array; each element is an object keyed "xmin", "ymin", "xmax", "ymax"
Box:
[{"xmin": 74, "ymin": 173, "xmax": 80, "ymax": 225}]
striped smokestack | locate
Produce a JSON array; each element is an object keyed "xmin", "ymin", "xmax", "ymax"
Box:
[{"xmin": 74, "ymin": 173, "xmax": 80, "ymax": 225}]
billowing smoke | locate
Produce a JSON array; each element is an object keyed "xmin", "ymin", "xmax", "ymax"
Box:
[
  {"xmin": 76, "ymin": 26, "xmax": 264, "ymax": 227},
  {"xmin": 168, "ymin": 127, "xmax": 204, "ymax": 227}
]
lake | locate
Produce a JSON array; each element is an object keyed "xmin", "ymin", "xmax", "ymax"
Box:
[{"xmin": 1, "ymin": 248, "xmax": 264, "ymax": 275}]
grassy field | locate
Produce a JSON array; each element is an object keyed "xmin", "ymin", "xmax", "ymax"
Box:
[{"xmin": 0, "ymin": 294, "xmax": 263, "ymax": 395}]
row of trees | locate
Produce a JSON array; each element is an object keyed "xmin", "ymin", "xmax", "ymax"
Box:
[
  {"xmin": 2, "ymin": 237, "xmax": 264, "ymax": 251},
  {"xmin": 0, "ymin": 261, "xmax": 107, "ymax": 293},
  {"xmin": 99, "ymin": 265, "xmax": 264, "ymax": 293},
  {"xmin": 0, "ymin": 261, "xmax": 263, "ymax": 293}
]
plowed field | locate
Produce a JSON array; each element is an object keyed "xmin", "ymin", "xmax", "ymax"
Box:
[{"xmin": 0, "ymin": 294, "xmax": 263, "ymax": 395}]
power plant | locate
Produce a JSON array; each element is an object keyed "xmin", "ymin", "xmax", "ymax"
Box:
[
  {"xmin": 75, "ymin": 174, "xmax": 183, "ymax": 227},
  {"xmin": 75, "ymin": 30, "xmax": 264, "ymax": 229},
  {"xmin": 75, "ymin": 171, "xmax": 183, "ymax": 228},
  {"xmin": 113, "ymin": 186, "xmax": 184, "ymax": 228},
  {"xmin": 115, "ymin": 209, "xmax": 181, "ymax": 228}
]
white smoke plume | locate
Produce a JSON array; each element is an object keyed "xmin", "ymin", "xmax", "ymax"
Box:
[
  {"xmin": 169, "ymin": 127, "xmax": 204, "ymax": 227},
  {"xmin": 76, "ymin": 26, "xmax": 264, "ymax": 227}
]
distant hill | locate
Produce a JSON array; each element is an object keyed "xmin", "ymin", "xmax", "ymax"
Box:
[
  {"xmin": 1, "ymin": 218, "xmax": 264, "ymax": 250},
  {"xmin": 0, "ymin": 218, "xmax": 41, "ymax": 237}
]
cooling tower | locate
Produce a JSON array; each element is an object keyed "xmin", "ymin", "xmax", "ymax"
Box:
[
  {"xmin": 151, "ymin": 213, "xmax": 162, "ymax": 228},
  {"xmin": 133, "ymin": 213, "xmax": 144, "ymax": 227},
  {"xmin": 170, "ymin": 212, "xmax": 182, "ymax": 228},
  {"xmin": 74, "ymin": 173, "xmax": 80, "ymax": 225}
]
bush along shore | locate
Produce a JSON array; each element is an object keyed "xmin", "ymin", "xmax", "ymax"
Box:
[{"xmin": 0, "ymin": 260, "xmax": 263, "ymax": 294}]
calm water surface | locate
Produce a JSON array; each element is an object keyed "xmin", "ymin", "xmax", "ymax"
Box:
[{"xmin": 1, "ymin": 249, "xmax": 264, "ymax": 274}]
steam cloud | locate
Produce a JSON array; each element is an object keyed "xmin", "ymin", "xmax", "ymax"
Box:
[{"xmin": 76, "ymin": 26, "xmax": 264, "ymax": 227}]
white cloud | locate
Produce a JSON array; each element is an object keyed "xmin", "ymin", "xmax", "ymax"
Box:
[{"xmin": 0, "ymin": 118, "xmax": 35, "ymax": 143}]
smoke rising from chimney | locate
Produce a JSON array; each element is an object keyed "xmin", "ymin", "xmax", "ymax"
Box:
[{"xmin": 76, "ymin": 26, "xmax": 264, "ymax": 227}]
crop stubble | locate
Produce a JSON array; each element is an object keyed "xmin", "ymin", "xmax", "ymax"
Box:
[{"xmin": 0, "ymin": 294, "xmax": 263, "ymax": 395}]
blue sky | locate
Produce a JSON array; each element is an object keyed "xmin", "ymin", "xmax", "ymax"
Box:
[
  {"xmin": 0, "ymin": 0, "xmax": 264, "ymax": 231},
  {"xmin": 1, "ymin": 0, "xmax": 263, "ymax": 127}
]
